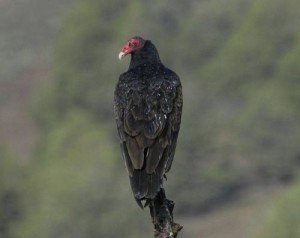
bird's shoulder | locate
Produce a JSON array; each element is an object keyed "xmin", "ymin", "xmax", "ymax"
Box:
[
  {"xmin": 161, "ymin": 66, "xmax": 181, "ymax": 85},
  {"xmin": 115, "ymin": 65, "xmax": 181, "ymax": 105},
  {"xmin": 115, "ymin": 71, "xmax": 145, "ymax": 101}
]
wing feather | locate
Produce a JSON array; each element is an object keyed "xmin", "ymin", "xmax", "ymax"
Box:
[
  {"xmin": 120, "ymin": 142, "xmax": 134, "ymax": 176},
  {"xmin": 146, "ymin": 139, "xmax": 164, "ymax": 174},
  {"xmin": 164, "ymin": 86, "xmax": 182, "ymax": 172},
  {"xmin": 114, "ymin": 71, "xmax": 182, "ymax": 199},
  {"xmin": 126, "ymin": 137, "xmax": 144, "ymax": 169}
]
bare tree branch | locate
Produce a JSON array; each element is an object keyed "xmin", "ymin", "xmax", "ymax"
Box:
[{"xmin": 149, "ymin": 188, "xmax": 183, "ymax": 238}]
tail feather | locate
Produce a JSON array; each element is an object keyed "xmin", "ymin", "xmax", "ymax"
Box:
[{"xmin": 129, "ymin": 169, "xmax": 161, "ymax": 206}]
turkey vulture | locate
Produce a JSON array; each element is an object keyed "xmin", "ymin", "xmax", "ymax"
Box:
[{"xmin": 114, "ymin": 36, "xmax": 182, "ymax": 207}]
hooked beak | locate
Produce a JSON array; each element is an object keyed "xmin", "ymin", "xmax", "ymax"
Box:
[
  {"xmin": 118, "ymin": 52, "xmax": 125, "ymax": 60},
  {"xmin": 118, "ymin": 44, "xmax": 131, "ymax": 60}
]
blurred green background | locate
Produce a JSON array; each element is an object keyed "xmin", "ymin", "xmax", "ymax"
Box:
[{"xmin": 1, "ymin": 0, "xmax": 300, "ymax": 237}]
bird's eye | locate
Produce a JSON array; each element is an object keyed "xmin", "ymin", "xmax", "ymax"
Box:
[
  {"xmin": 129, "ymin": 40, "xmax": 139, "ymax": 48},
  {"xmin": 132, "ymin": 41, "xmax": 138, "ymax": 47}
]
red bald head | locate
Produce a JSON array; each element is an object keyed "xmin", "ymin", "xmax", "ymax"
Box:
[{"xmin": 119, "ymin": 36, "xmax": 146, "ymax": 60}]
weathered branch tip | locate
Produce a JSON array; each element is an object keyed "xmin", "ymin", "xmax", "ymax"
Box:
[{"xmin": 149, "ymin": 188, "xmax": 183, "ymax": 238}]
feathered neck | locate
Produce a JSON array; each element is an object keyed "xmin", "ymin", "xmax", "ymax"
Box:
[{"xmin": 129, "ymin": 41, "xmax": 161, "ymax": 69}]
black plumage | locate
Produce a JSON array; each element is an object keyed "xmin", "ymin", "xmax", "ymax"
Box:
[{"xmin": 114, "ymin": 36, "xmax": 182, "ymax": 207}]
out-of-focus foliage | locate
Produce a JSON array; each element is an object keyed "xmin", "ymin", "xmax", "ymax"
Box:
[
  {"xmin": 0, "ymin": 147, "xmax": 23, "ymax": 238},
  {"xmin": 8, "ymin": 0, "xmax": 300, "ymax": 237},
  {"xmin": 13, "ymin": 111, "xmax": 149, "ymax": 238},
  {"xmin": 250, "ymin": 181, "xmax": 300, "ymax": 238},
  {"xmin": 196, "ymin": 0, "xmax": 300, "ymax": 186},
  {"xmin": 0, "ymin": 0, "xmax": 74, "ymax": 82}
]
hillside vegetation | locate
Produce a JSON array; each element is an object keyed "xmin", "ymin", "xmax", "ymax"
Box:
[{"xmin": 250, "ymin": 180, "xmax": 300, "ymax": 238}]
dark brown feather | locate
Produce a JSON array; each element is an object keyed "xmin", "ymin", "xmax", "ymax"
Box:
[
  {"xmin": 146, "ymin": 139, "xmax": 164, "ymax": 174},
  {"xmin": 120, "ymin": 142, "xmax": 134, "ymax": 176},
  {"xmin": 126, "ymin": 137, "xmax": 144, "ymax": 169}
]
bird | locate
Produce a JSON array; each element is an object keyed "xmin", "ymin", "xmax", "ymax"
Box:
[{"xmin": 114, "ymin": 36, "xmax": 182, "ymax": 208}]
